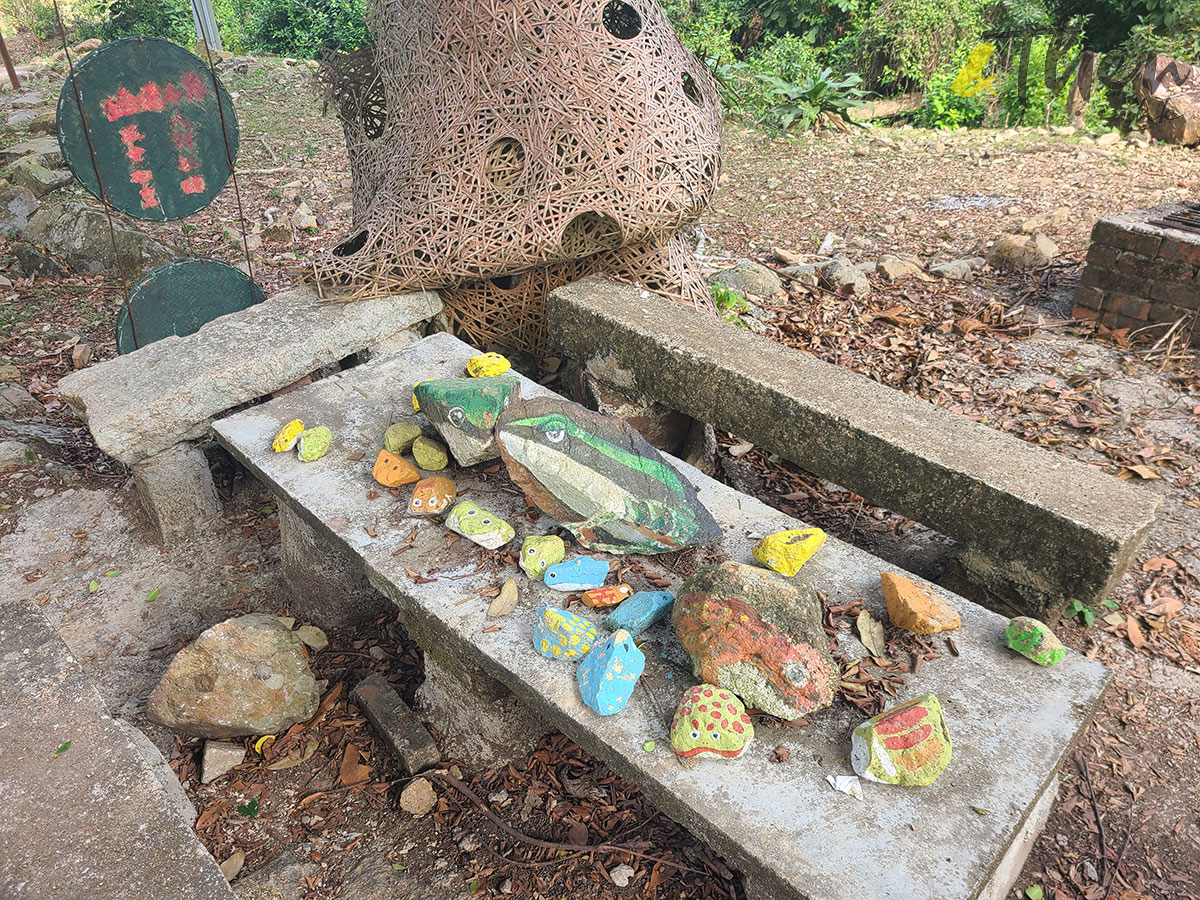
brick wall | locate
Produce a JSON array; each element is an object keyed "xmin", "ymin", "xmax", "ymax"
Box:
[{"xmin": 1073, "ymin": 204, "xmax": 1200, "ymax": 345}]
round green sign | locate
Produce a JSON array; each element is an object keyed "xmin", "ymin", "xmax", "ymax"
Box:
[
  {"xmin": 117, "ymin": 258, "xmax": 265, "ymax": 354},
  {"xmin": 57, "ymin": 37, "xmax": 240, "ymax": 221}
]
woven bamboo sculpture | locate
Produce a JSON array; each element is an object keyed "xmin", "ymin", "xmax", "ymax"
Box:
[{"xmin": 317, "ymin": 0, "xmax": 722, "ymax": 351}]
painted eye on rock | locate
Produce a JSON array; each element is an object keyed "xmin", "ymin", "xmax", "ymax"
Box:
[
  {"xmin": 466, "ymin": 507, "xmax": 478, "ymax": 516},
  {"xmin": 482, "ymin": 518, "xmax": 492, "ymax": 526},
  {"xmin": 526, "ymin": 547, "xmax": 537, "ymax": 555},
  {"xmin": 448, "ymin": 407, "xmax": 466, "ymax": 427},
  {"xmin": 412, "ymin": 498, "xmax": 423, "ymax": 507},
  {"xmin": 690, "ymin": 730, "xmax": 699, "ymax": 740},
  {"xmin": 545, "ymin": 429, "xmax": 566, "ymax": 443},
  {"xmin": 711, "ymin": 731, "xmax": 721, "ymax": 741}
]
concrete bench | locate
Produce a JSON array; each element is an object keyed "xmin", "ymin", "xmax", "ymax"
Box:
[
  {"xmin": 58, "ymin": 285, "xmax": 441, "ymax": 543},
  {"xmin": 546, "ymin": 277, "xmax": 1160, "ymax": 619},
  {"xmin": 213, "ymin": 332, "xmax": 1109, "ymax": 900}
]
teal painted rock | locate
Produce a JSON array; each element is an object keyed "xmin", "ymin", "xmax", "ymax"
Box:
[
  {"xmin": 495, "ymin": 397, "xmax": 722, "ymax": 554},
  {"xmin": 604, "ymin": 590, "xmax": 674, "ymax": 638},
  {"xmin": 669, "ymin": 684, "xmax": 753, "ymax": 760},
  {"xmin": 413, "ymin": 376, "xmax": 520, "ymax": 466},
  {"xmin": 444, "ymin": 501, "xmax": 515, "ymax": 550},
  {"xmin": 851, "ymin": 693, "xmax": 952, "ymax": 786},
  {"xmin": 297, "ymin": 426, "xmax": 331, "ymax": 462},
  {"xmin": 1005, "ymin": 616, "xmax": 1066, "ymax": 667},
  {"xmin": 544, "ymin": 557, "xmax": 609, "ymax": 592},
  {"xmin": 384, "ymin": 422, "xmax": 422, "ymax": 455},
  {"xmin": 519, "ymin": 534, "xmax": 565, "ymax": 580},
  {"xmin": 533, "ymin": 607, "xmax": 598, "ymax": 660},
  {"xmin": 577, "ymin": 629, "xmax": 644, "ymax": 716}
]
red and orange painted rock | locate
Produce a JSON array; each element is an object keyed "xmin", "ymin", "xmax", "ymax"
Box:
[
  {"xmin": 408, "ymin": 476, "xmax": 456, "ymax": 515},
  {"xmin": 881, "ymin": 571, "xmax": 961, "ymax": 634},
  {"xmin": 669, "ymin": 684, "xmax": 754, "ymax": 760},
  {"xmin": 850, "ymin": 693, "xmax": 952, "ymax": 786},
  {"xmin": 580, "ymin": 583, "xmax": 634, "ymax": 609},
  {"xmin": 372, "ymin": 449, "xmax": 420, "ymax": 488}
]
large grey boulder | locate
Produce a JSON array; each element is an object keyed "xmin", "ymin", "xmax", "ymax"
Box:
[
  {"xmin": 708, "ymin": 260, "xmax": 784, "ymax": 298},
  {"xmin": 10, "ymin": 157, "xmax": 73, "ymax": 199},
  {"xmin": 146, "ymin": 614, "xmax": 319, "ymax": 738},
  {"xmin": 1138, "ymin": 54, "xmax": 1200, "ymax": 146},
  {"xmin": 0, "ymin": 180, "xmax": 40, "ymax": 238},
  {"xmin": 24, "ymin": 200, "xmax": 174, "ymax": 274},
  {"xmin": 0, "ymin": 136, "xmax": 62, "ymax": 167}
]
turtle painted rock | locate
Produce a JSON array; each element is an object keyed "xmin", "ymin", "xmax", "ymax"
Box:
[
  {"xmin": 466, "ymin": 352, "xmax": 512, "ymax": 378},
  {"xmin": 581, "ymin": 583, "xmax": 634, "ymax": 609},
  {"xmin": 298, "ymin": 426, "xmax": 332, "ymax": 462},
  {"xmin": 669, "ymin": 684, "xmax": 753, "ymax": 760},
  {"xmin": 445, "ymin": 501, "xmax": 515, "ymax": 550},
  {"xmin": 752, "ymin": 528, "xmax": 826, "ymax": 577},
  {"xmin": 605, "ymin": 590, "xmax": 674, "ymax": 638},
  {"xmin": 408, "ymin": 476, "xmax": 456, "ymax": 515},
  {"xmin": 372, "ymin": 449, "xmax": 420, "ymax": 487},
  {"xmin": 673, "ymin": 561, "xmax": 837, "ymax": 720},
  {"xmin": 544, "ymin": 556, "xmax": 609, "ymax": 592},
  {"xmin": 533, "ymin": 607, "xmax": 598, "ymax": 660},
  {"xmin": 272, "ymin": 419, "xmax": 304, "ymax": 452},
  {"xmin": 413, "ymin": 376, "xmax": 520, "ymax": 466},
  {"xmin": 495, "ymin": 397, "xmax": 722, "ymax": 554},
  {"xmin": 1005, "ymin": 616, "xmax": 1066, "ymax": 667},
  {"xmin": 851, "ymin": 693, "xmax": 952, "ymax": 786},
  {"xmin": 577, "ymin": 629, "xmax": 644, "ymax": 716},
  {"xmin": 519, "ymin": 534, "xmax": 565, "ymax": 580},
  {"xmin": 383, "ymin": 422, "xmax": 423, "ymax": 455},
  {"xmin": 881, "ymin": 572, "xmax": 961, "ymax": 635}
]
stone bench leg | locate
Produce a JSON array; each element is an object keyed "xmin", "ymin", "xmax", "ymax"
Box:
[
  {"xmin": 277, "ymin": 500, "xmax": 389, "ymax": 630},
  {"xmin": 416, "ymin": 653, "xmax": 549, "ymax": 770},
  {"xmin": 131, "ymin": 444, "xmax": 219, "ymax": 544}
]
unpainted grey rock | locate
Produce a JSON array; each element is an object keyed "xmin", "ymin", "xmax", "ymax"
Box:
[
  {"xmin": 1019, "ymin": 207, "xmax": 1070, "ymax": 235},
  {"xmin": 28, "ymin": 110, "xmax": 56, "ymax": 135},
  {"xmin": 779, "ymin": 264, "xmax": 819, "ymax": 287},
  {"xmin": 987, "ymin": 233, "xmax": 1058, "ymax": 270},
  {"xmin": 7, "ymin": 109, "xmax": 35, "ymax": 125},
  {"xmin": 11, "ymin": 241, "xmax": 64, "ymax": 277},
  {"xmin": 818, "ymin": 256, "xmax": 871, "ymax": 297},
  {"xmin": 0, "ymin": 180, "xmax": 40, "ymax": 238},
  {"xmin": 0, "ymin": 384, "xmax": 41, "ymax": 416},
  {"xmin": 0, "ymin": 136, "xmax": 62, "ymax": 167},
  {"xmin": 876, "ymin": 256, "xmax": 924, "ymax": 283},
  {"xmin": 707, "ymin": 260, "xmax": 783, "ymax": 299},
  {"xmin": 202, "ymin": 740, "xmax": 245, "ymax": 783},
  {"xmin": 233, "ymin": 852, "xmax": 319, "ymax": 900},
  {"xmin": 146, "ymin": 614, "xmax": 319, "ymax": 738},
  {"xmin": 10, "ymin": 157, "xmax": 73, "ymax": 198},
  {"xmin": 24, "ymin": 200, "xmax": 174, "ymax": 274},
  {"xmin": 930, "ymin": 257, "xmax": 985, "ymax": 281},
  {"xmin": 0, "ymin": 440, "xmax": 34, "ymax": 466}
]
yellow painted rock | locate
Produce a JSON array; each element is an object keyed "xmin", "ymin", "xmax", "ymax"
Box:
[
  {"xmin": 271, "ymin": 419, "xmax": 304, "ymax": 453},
  {"xmin": 372, "ymin": 449, "xmax": 420, "ymax": 487},
  {"xmin": 881, "ymin": 572, "xmax": 961, "ymax": 634},
  {"xmin": 466, "ymin": 352, "xmax": 512, "ymax": 378},
  {"xmin": 752, "ymin": 528, "xmax": 826, "ymax": 576}
]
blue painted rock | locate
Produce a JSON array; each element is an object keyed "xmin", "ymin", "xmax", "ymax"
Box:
[
  {"xmin": 544, "ymin": 557, "xmax": 609, "ymax": 592},
  {"xmin": 533, "ymin": 607, "xmax": 598, "ymax": 660},
  {"xmin": 444, "ymin": 501, "xmax": 515, "ymax": 550},
  {"xmin": 413, "ymin": 376, "xmax": 520, "ymax": 466},
  {"xmin": 577, "ymin": 629, "xmax": 644, "ymax": 716},
  {"xmin": 669, "ymin": 684, "xmax": 753, "ymax": 760},
  {"xmin": 495, "ymin": 397, "xmax": 722, "ymax": 554},
  {"xmin": 605, "ymin": 590, "xmax": 674, "ymax": 638},
  {"xmin": 519, "ymin": 534, "xmax": 565, "ymax": 580}
]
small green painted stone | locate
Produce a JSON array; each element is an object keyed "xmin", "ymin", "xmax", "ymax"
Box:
[
  {"xmin": 1005, "ymin": 616, "xmax": 1066, "ymax": 667},
  {"xmin": 384, "ymin": 422, "xmax": 422, "ymax": 455},
  {"xmin": 412, "ymin": 436, "xmax": 448, "ymax": 471},
  {"xmin": 297, "ymin": 426, "xmax": 331, "ymax": 462},
  {"xmin": 519, "ymin": 535, "xmax": 565, "ymax": 580}
]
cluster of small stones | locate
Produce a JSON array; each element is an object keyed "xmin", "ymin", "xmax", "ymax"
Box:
[{"xmin": 1073, "ymin": 204, "xmax": 1200, "ymax": 346}]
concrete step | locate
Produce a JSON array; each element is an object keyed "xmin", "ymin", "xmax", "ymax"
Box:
[{"xmin": 0, "ymin": 600, "xmax": 235, "ymax": 900}]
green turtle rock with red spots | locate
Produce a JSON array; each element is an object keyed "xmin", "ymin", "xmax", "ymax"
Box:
[{"xmin": 670, "ymin": 684, "xmax": 754, "ymax": 760}]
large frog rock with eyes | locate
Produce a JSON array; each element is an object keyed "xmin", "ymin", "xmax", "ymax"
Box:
[
  {"xmin": 495, "ymin": 397, "xmax": 722, "ymax": 554},
  {"xmin": 414, "ymin": 376, "xmax": 521, "ymax": 466},
  {"xmin": 673, "ymin": 561, "xmax": 837, "ymax": 721}
]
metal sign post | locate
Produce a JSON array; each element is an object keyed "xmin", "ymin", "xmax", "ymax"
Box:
[{"xmin": 189, "ymin": 0, "xmax": 222, "ymax": 52}]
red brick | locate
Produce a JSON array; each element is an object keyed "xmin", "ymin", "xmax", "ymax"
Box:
[
  {"xmin": 1073, "ymin": 304, "xmax": 1101, "ymax": 321},
  {"xmin": 1105, "ymin": 294, "xmax": 1150, "ymax": 321},
  {"xmin": 1073, "ymin": 285, "xmax": 1105, "ymax": 309},
  {"xmin": 1090, "ymin": 220, "xmax": 1162, "ymax": 257},
  {"xmin": 1157, "ymin": 237, "xmax": 1200, "ymax": 267},
  {"xmin": 1148, "ymin": 302, "xmax": 1189, "ymax": 325},
  {"xmin": 1085, "ymin": 243, "xmax": 1120, "ymax": 268},
  {"xmin": 1149, "ymin": 280, "xmax": 1200, "ymax": 309}
]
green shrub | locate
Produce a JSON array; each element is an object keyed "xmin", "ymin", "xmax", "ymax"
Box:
[
  {"xmin": 99, "ymin": 0, "xmax": 194, "ymax": 44},
  {"xmin": 0, "ymin": 0, "xmax": 63, "ymax": 39},
  {"xmin": 996, "ymin": 34, "xmax": 1077, "ymax": 127},
  {"xmin": 238, "ymin": 0, "xmax": 369, "ymax": 58},
  {"xmin": 1101, "ymin": 0, "xmax": 1200, "ymax": 128},
  {"xmin": 850, "ymin": 0, "xmax": 987, "ymax": 91},
  {"xmin": 915, "ymin": 49, "xmax": 989, "ymax": 129},
  {"xmin": 758, "ymin": 66, "xmax": 868, "ymax": 130}
]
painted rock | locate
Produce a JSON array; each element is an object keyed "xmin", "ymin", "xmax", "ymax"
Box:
[
  {"xmin": 466, "ymin": 352, "xmax": 512, "ymax": 378},
  {"xmin": 752, "ymin": 528, "xmax": 826, "ymax": 577},
  {"xmin": 298, "ymin": 426, "xmax": 332, "ymax": 462},
  {"xmin": 413, "ymin": 376, "xmax": 520, "ymax": 466},
  {"xmin": 533, "ymin": 607, "xmax": 598, "ymax": 660},
  {"xmin": 519, "ymin": 534, "xmax": 565, "ymax": 580},
  {"xmin": 544, "ymin": 556, "xmax": 609, "ymax": 592},
  {"xmin": 1005, "ymin": 616, "xmax": 1066, "ymax": 667},
  {"xmin": 581, "ymin": 583, "xmax": 634, "ymax": 609},
  {"xmin": 881, "ymin": 572, "xmax": 961, "ymax": 634},
  {"xmin": 372, "ymin": 449, "xmax": 420, "ymax": 487},
  {"xmin": 445, "ymin": 501, "xmax": 515, "ymax": 550},
  {"xmin": 604, "ymin": 590, "xmax": 674, "ymax": 638},
  {"xmin": 577, "ymin": 629, "xmax": 644, "ymax": 716},
  {"xmin": 272, "ymin": 418, "xmax": 304, "ymax": 452},
  {"xmin": 673, "ymin": 562, "xmax": 838, "ymax": 720},
  {"xmin": 495, "ymin": 397, "xmax": 722, "ymax": 554},
  {"xmin": 412, "ymin": 436, "xmax": 449, "ymax": 471},
  {"xmin": 411, "ymin": 378, "xmax": 433, "ymax": 412},
  {"xmin": 408, "ymin": 476, "xmax": 456, "ymax": 515},
  {"xmin": 851, "ymin": 693, "xmax": 952, "ymax": 786},
  {"xmin": 384, "ymin": 422, "xmax": 423, "ymax": 455},
  {"xmin": 669, "ymin": 684, "xmax": 753, "ymax": 760}
]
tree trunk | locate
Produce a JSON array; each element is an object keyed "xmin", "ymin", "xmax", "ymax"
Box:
[
  {"xmin": 1066, "ymin": 50, "xmax": 1098, "ymax": 128},
  {"xmin": 1016, "ymin": 36, "xmax": 1032, "ymax": 111}
]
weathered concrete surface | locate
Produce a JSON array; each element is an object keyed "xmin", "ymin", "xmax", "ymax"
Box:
[
  {"xmin": 59, "ymin": 284, "xmax": 441, "ymax": 465},
  {"xmin": 214, "ymin": 332, "xmax": 1111, "ymax": 900},
  {"xmin": 132, "ymin": 443, "xmax": 220, "ymax": 542},
  {"xmin": 0, "ymin": 600, "xmax": 234, "ymax": 900},
  {"xmin": 546, "ymin": 277, "xmax": 1159, "ymax": 617},
  {"xmin": 352, "ymin": 673, "xmax": 441, "ymax": 774}
]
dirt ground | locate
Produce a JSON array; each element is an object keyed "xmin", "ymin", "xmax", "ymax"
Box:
[{"xmin": 2, "ymin": 55, "xmax": 1199, "ymax": 900}]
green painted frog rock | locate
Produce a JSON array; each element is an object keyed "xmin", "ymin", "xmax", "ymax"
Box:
[
  {"xmin": 495, "ymin": 397, "xmax": 721, "ymax": 554},
  {"xmin": 851, "ymin": 693, "xmax": 952, "ymax": 786},
  {"xmin": 669, "ymin": 684, "xmax": 753, "ymax": 760},
  {"xmin": 413, "ymin": 376, "xmax": 520, "ymax": 466},
  {"xmin": 519, "ymin": 534, "xmax": 565, "ymax": 580},
  {"xmin": 445, "ymin": 500, "xmax": 515, "ymax": 550},
  {"xmin": 298, "ymin": 426, "xmax": 331, "ymax": 462},
  {"xmin": 1005, "ymin": 616, "xmax": 1066, "ymax": 667}
]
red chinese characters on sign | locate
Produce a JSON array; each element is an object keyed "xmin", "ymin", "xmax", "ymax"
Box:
[{"xmin": 100, "ymin": 73, "xmax": 213, "ymax": 210}]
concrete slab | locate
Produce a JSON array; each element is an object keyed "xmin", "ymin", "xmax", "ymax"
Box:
[
  {"xmin": 213, "ymin": 332, "xmax": 1110, "ymax": 900},
  {"xmin": 0, "ymin": 600, "xmax": 234, "ymax": 900},
  {"xmin": 545, "ymin": 277, "xmax": 1160, "ymax": 618}
]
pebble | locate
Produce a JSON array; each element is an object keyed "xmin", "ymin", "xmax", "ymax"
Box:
[
  {"xmin": 881, "ymin": 571, "xmax": 961, "ymax": 634},
  {"xmin": 752, "ymin": 528, "xmax": 826, "ymax": 576},
  {"xmin": 487, "ymin": 578, "xmax": 519, "ymax": 618},
  {"xmin": 851, "ymin": 693, "xmax": 952, "ymax": 786},
  {"xmin": 466, "ymin": 352, "xmax": 511, "ymax": 377},
  {"xmin": 609, "ymin": 864, "xmax": 636, "ymax": 887},
  {"xmin": 372, "ymin": 449, "xmax": 420, "ymax": 487},
  {"xmin": 384, "ymin": 422, "xmax": 422, "ymax": 455},
  {"xmin": 201, "ymin": 740, "xmax": 245, "ymax": 783},
  {"xmin": 412, "ymin": 435, "xmax": 448, "ymax": 471},
  {"xmin": 297, "ymin": 426, "xmax": 331, "ymax": 462},
  {"xmin": 271, "ymin": 419, "xmax": 304, "ymax": 453},
  {"xmin": 1005, "ymin": 616, "xmax": 1066, "ymax": 666},
  {"xmin": 543, "ymin": 556, "xmax": 609, "ymax": 591},
  {"xmin": 399, "ymin": 777, "xmax": 437, "ymax": 817}
]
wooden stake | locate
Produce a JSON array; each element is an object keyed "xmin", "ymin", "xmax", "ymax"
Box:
[
  {"xmin": 1067, "ymin": 50, "xmax": 1099, "ymax": 129},
  {"xmin": 0, "ymin": 27, "xmax": 20, "ymax": 91}
]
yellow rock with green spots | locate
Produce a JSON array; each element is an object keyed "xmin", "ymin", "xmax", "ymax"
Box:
[
  {"xmin": 752, "ymin": 528, "xmax": 826, "ymax": 577},
  {"xmin": 533, "ymin": 607, "xmax": 597, "ymax": 660},
  {"xmin": 271, "ymin": 419, "xmax": 304, "ymax": 452}
]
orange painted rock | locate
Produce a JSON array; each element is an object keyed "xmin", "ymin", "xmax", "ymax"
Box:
[
  {"xmin": 881, "ymin": 572, "xmax": 961, "ymax": 634},
  {"xmin": 581, "ymin": 583, "xmax": 634, "ymax": 609},
  {"xmin": 851, "ymin": 693, "xmax": 952, "ymax": 786},
  {"xmin": 408, "ymin": 476, "xmax": 456, "ymax": 515},
  {"xmin": 372, "ymin": 449, "xmax": 420, "ymax": 487}
]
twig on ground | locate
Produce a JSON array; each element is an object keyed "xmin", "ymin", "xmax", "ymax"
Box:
[{"xmin": 1079, "ymin": 753, "xmax": 1109, "ymax": 885}]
